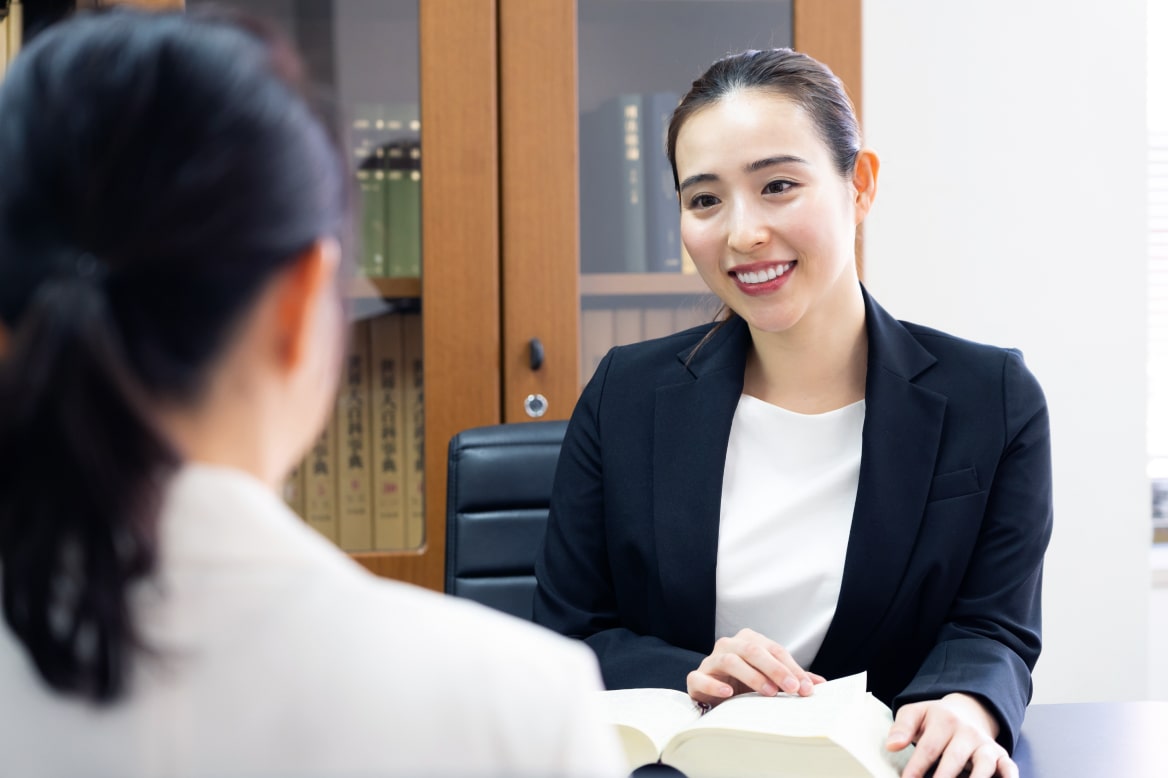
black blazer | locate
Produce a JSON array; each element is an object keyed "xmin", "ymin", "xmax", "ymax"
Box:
[{"xmin": 533, "ymin": 288, "xmax": 1052, "ymax": 753}]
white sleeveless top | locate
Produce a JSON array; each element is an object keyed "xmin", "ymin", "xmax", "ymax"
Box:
[{"xmin": 715, "ymin": 394, "xmax": 865, "ymax": 667}]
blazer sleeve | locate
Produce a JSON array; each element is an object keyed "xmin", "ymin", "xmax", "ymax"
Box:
[
  {"xmin": 533, "ymin": 351, "xmax": 706, "ymax": 690},
  {"xmin": 893, "ymin": 349, "xmax": 1053, "ymax": 753}
]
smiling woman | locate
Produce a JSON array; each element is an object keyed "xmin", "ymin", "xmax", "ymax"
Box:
[{"xmin": 534, "ymin": 48, "xmax": 1054, "ymax": 778}]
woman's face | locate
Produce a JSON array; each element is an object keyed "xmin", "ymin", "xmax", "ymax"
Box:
[{"xmin": 674, "ymin": 89, "xmax": 870, "ymax": 337}]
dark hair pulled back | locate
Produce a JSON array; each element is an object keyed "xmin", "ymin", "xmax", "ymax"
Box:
[
  {"xmin": 0, "ymin": 8, "xmax": 348, "ymax": 702},
  {"xmin": 667, "ymin": 47, "xmax": 861, "ymax": 190}
]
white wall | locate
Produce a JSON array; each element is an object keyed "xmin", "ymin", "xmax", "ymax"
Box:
[
  {"xmin": 862, "ymin": 0, "xmax": 1149, "ymax": 702},
  {"xmin": 1151, "ymin": 561, "xmax": 1168, "ymax": 700}
]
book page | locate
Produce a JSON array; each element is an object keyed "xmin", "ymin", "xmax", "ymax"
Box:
[
  {"xmin": 596, "ymin": 688, "xmax": 703, "ymax": 768},
  {"xmin": 661, "ymin": 672, "xmax": 905, "ymax": 778},
  {"xmin": 684, "ymin": 671, "xmax": 869, "ymax": 737}
]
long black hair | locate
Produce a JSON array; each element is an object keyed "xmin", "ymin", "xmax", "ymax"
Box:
[{"xmin": 0, "ymin": 8, "xmax": 348, "ymax": 702}]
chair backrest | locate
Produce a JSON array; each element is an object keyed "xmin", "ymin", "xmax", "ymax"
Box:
[{"xmin": 444, "ymin": 420, "xmax": 568, "ymax": 620}]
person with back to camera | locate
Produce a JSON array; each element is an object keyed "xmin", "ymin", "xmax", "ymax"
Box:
[
  {"xmin": 0, "ymin": 9, "xmax": 626, "ymax": 777},
  {"xmin": 534, "ymin": 48, "xmax": 1053, "ymax": 778}
]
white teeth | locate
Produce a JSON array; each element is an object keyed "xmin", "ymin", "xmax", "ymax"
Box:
[{"xmin": 736, "ymin": 263, "xmax": 793, "ymax": 284}]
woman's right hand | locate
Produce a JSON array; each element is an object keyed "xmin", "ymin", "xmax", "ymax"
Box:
[{"xmin": 686, "ymin": 628, "xmax": 826, "ymax": 707}]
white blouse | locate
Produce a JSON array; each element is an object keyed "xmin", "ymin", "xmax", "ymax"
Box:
[{"xmin": 715, "ymin": 395, "xmax": 865, "ymax": 668}]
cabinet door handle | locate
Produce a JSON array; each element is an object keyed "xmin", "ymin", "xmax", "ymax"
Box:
[{"xmin": 529, "ymin": 337, "xmax": 545, "ymax": 371}]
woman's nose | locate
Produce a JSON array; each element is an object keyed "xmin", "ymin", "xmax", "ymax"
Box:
[{"xmin": 727, "ymin": 201, "xmax": 769, "ymax": 255}]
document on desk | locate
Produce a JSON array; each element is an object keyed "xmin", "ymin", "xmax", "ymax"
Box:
[{"xmin": 596, "ymin": 671, "xmax": 911, "ymax": 778}]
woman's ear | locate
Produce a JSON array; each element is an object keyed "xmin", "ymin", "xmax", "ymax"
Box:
[
  {"xmin": 272, "ymin": 237, "xmax": 342, "ymax": 374},
  {"xmin": 851, "ymin": 148, "xmax": 880, "ymax": 224}
]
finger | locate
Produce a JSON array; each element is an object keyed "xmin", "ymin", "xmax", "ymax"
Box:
[
  {"xmin": 809, "ymin": 673, "xmax": 827, "ymax": 684},
  {"xmin": 997, "ymin": 754, "xmax": 1019, "ymax": 778},
  {"xmin": 929, "ymin": 736, "xmax": 977, "ymax": 778},
  {"xmin": 967, "ymin": 743, "xmax": 1011, "ymax": 778},
  {"xmin": 886, "ymin": 703, "xmax": 927, "ymax": 752},
  {"xmin": 686, "ymin": 669, "xmax": 734, "ymax": 705},
  {"xmin": 708, "ymin": 651, "xmax": 783, "ymax": 696},
  {"xmin": 898, "ymin": 722, "xmax": 952, "ymax": 778},
  {"xmin": 754, "ymin": 642, "xmax": 814, "ymax": 695}
]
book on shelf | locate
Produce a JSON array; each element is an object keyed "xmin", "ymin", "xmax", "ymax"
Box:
[
  {"xmin": 370, "ymin": 313, "xmax": 407, "ymax": 551},
  {"xmin": 1, "ymin": 12, "xmax": 8, "ymax": 82},
  {"xmin": 304, "ymin": 425, "xmax": 338, "ymax": 542},
  {"xmin": 351, "ymin": 101, "xmax": 419, "ymax": 279},
  {"xmin": 580, "ymin": 93, "xmax": 647, "ymax": 274},
  {"xmin": 4, "ymin": 1, "xmax": 20, "ymax": 72},
  {"xmin": 612, "ymin": 307, "xmax": 643, "ymax": 348},
  {"xmin": 643, "ymin": 90, "xmax": 682, "ymax": 273},
  {"xmin": 336, "ymin": 320, "xmax": 373, "ymax": 551},
  {"xmin": 356, "ymin": 149, "xmax": 388, "ymax": 278},
  {"xmin": 580, "ymin": 308, "xmax": 615, "ymax": 389},
  {"xmin": 402, "ymin": 312, "xmax": 425, "ymax": 549},
  {"xmin": 642, "ymin": 307, "xmax": 676, "ymax": 341},
  {"xmin": 675, "ymin": 302, "xmax": 712, "ymax": 333},
  {"xmin": 352, "ymin": 104, "xmax": 387, "ymax": 278},
  {"xmin": 599, "ymin": 672, "xmax": 911, "ymax": 778},
  {"xmin": 386, "ymin": 140, "xmax": 421, "ymax": 278},
  {"xmin": 282, "ymin": 461, "xmax": 305, "ymax": 518}
]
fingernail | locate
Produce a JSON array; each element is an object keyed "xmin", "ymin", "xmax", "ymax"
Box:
[
  {"xmin": 799, "ymin": 679, "xmax": 813, "ymax": 695},
  {"xmin": 760, "ymin": 682, "xmax": 778, "ymax": 696},
  {"xmin": 718, "ymin": 684, "xmax": 734, "ymax": 697},
  {"xmin": 781, "ymin": 676, "xmax": 799, "ymax": 694}
]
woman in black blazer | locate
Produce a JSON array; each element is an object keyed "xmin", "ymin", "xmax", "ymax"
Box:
[{"xmin": 534, "ymin": 49, "xmax": 1051, "ymax": 778}]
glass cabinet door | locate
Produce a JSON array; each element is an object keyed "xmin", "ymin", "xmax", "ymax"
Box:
[
  {"xmin": 497, "ymin": 0, "xmax": 858, "ymax": 421},
  {"xmin": 576, "ymin": 0, "xmax": 793, "ymax": 387},
  {"xmin": 185, "ymin": 0, "xmax": 507, "ymax": 594},
  {"xmin": 187, "ymin": 0, "xmax": 426, "ymax": 557}
]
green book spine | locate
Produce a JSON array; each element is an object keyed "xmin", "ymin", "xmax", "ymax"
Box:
[
  {"xmin": 386, "ymin": 141, "xmax": 422, "ymax": 278},
  {"xmin": 352, "ymin": 103, "xmax": 389, "ymax": 278}
]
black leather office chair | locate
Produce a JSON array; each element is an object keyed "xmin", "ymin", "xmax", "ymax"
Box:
[{"xmin": 444, "ymin": 420, "xmax": 568, "ymax": 620}]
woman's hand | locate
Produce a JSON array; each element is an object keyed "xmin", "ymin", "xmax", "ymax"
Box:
[
  {"xmin": 887, "ymin": 693, "xmax": 1017, "ymax": 778},
  {"xmin": 686, "ymin": 628, "xmax": 825, "ymax": 707}
]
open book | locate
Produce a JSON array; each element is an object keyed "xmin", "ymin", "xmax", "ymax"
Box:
[{"xmin": 597, "ymin": 672, "xmax": 912, "ymax": 778}]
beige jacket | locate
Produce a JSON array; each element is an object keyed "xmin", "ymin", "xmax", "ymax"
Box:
[{"xmin": 0, "ymin": 464, "xmax": 625, "ymax": 778}]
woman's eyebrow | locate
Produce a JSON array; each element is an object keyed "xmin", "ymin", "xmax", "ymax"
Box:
[
  {"xmin": 679, "ymin": 155, "xmax": 810, "ymax": 193},
  {"xmin": 678, "ymin": 172, "xmax": 718, "ymax": 192},
  {"xmin": 745, "ymin": 154, "xmax": 809, "ymax": 174}
]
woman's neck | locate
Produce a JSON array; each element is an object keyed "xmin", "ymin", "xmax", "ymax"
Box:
[{"xmin": 742, "ymin": 286, "xmax": 868, "ymax": 414}]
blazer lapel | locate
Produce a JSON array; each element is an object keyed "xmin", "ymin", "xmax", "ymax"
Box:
[
  {"xmin": 653, "ymin": 317, "xmax": 751, "ymax": 653},
  {"xmin": 813, "ymin": 291, "xmax": 947, "ymax": 676}
]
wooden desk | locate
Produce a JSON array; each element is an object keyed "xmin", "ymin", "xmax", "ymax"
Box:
[
  {"xmin": 1013, "ymin": 701, "xmax": 1168, "ymax": 777},
  {"xmin": 632, "ymin": 701, "xmax": 1168, "ymax": 777}
]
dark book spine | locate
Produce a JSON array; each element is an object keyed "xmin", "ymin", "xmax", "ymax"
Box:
[{"xmin": 644, "ymin": 91, "xmax": 682, "ymax": 273}]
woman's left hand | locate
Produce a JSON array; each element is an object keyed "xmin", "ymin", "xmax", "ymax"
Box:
[{"xmin": 886, "ymin": 693, "xmax": 1017, "ymax": 778}]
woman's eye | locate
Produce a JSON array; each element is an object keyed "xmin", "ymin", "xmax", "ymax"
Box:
[
  {"xmin": 689, "ymin": 193, "xmax": 719, "ymax": 209},
  {"xmin": 764, "ymin": 180, "xmax": 795, "ymax": 195}
]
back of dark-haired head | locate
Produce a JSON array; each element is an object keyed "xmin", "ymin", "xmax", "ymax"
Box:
[
  {"xmin": 666, "ymin": 48, "xmax": 861, "ymax": 191},
  {"xmin": 0, "ymin": 9, "xmax": 348, "ymax": 702}
]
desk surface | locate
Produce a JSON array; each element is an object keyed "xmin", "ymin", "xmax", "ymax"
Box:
[
  {"xmin": 1013, "ymin": 701, "xmax": 1168, "ymax": 777},
  {"xmin": 632, "ymin": 701, "xmax": 1168, "ymax": 777}
]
